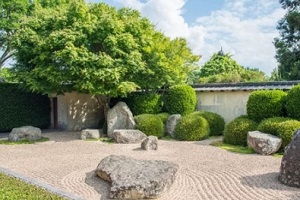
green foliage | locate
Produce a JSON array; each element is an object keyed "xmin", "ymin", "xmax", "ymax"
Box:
[
  {"xmin": 156, "ymin": 112, "xmax": 170, "ymax": 125},
  {"xmin": 211, "ymin": 141, "xmax": 256, "ymax": 154},
  {"xmin": 174, "ymin": 114, "xmax": 209, "ymax": 141},
  {"xmin": 0, "ymin": 83, "xmax": 50, "ymax": 132},
  {"xmin": 286, "ymin": 84, "xmax": 300, "ymax": 120},
  {"xmin": 134, "ymin": 114, "xmax": 164, "ymax": 138},
  {"xmin": 247, "ymin": 90, "xmax": 287, "ymax": 122},
  {"xmin": 163, "ymin": 84, "xmax": 197, "ymax": 115},
  {"xmin": 0, "ymin": 173, "xmax": 65, "ymax": 199},
  {"xmin": 223, "ymin": 116, "xmax": 258, "ymax": 146},
  {"xmin": 125, "ymin": 92, "xmax": 162, "ymax": 115},
  {"xmin": 0, "ymin": 137, "xmax": 49, "ymax": 145},
  {"xmin": 0, "ymin": 68, "xmax": 16, "ymax": 82},
  {"xmin": 11, "ymin": 1, "xmax": 199, "ymax": 99},
  {"xmin": 191, "ymin": 111, "xmax": 225, "ymax": 136},
  {"xmin": 274, "ymin": 0, "xmax": 300, "ymax": 80},
  {"xmin": 257, "ymin": 117, "xmax": 292, "ymax": 136},
  {"xmin": 277, "ymin": 120, "xmax": 300, "ymax": 147}
]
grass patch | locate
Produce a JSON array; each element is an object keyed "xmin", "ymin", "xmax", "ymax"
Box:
[
  {"xmin": 85, "ymin": 137, "xmax": 114, "ymax": 144},
  {"xmin": 210, "ymin": 141, "xmax": 256, "ymax": 154},
  {"xmin": 0, "ymin": 173, "xmax": 65, "ymax": 199},
  {"xmin": 0, "ymin": 137, "xmax": 49, "ymax": 145},
  {"xmin": 161, "ymin": 135, "xmax": 173, "ymax": 140}
]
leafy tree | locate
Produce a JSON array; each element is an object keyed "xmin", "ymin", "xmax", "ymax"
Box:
[
  {"xmin": 11, "ymin": 1, "xmax": 199, "ymax": 114},
  {"xmin": 196, "ymin": 50, "xmax": 267, "ymax": 83},
  {"xmin": 0, "ymin": 0, "xmax": 73, "ymax": 68},
  {"xmin": 274, "ymin": 0, "xmax": 300, "ymax": 80}
]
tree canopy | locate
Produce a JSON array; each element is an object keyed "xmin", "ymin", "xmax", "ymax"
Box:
[
  {"xmin": 196, "ymin": 50, "xmax": 266, "ymax": 83},
  {"xmin": 274, "ymin": 0, "xmax": 300, "ymax": 80},
  {"xmin": 11, "ymin": 1, "xmax": 199, "ymax": 100}
]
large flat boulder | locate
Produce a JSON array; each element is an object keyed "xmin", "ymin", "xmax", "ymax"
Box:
[
  {"xmin": 95, "ymin": 155, "xmax": 178, "ymax": 199},
  {"xmin": 165, "ymin": 114, "xmax": 181, "ymax": 138},
  {"xmin": 279, "ymin": 129, "xmax": 300, "ymax": 188},
  {"xmin": 107, "ymin": 102, "xmax": 135, "ymax": 138},
  {"xmin": 112, "ymin": 129, "xmax": 146, "ymax": 144},
  {"xmin": 9, "ymin": 126, "xmax": 42, "ymax": 142},
  {"xmin": 247, "ymin": 131, "xmax": 282, "ymax": 155}
]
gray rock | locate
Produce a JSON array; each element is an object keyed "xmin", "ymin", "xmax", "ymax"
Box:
[
  {"xmin": 165, "ymin": 114, "xmax": 181, "ymax": 138},
  {"xmin": 141, "ymin": 136, "xmax": 158, "ymax": 150},
  {"xmin": 107, "ymin": 102, "xmax": 135, "ymax": 138},
  {"xmin": 9, "ymin": 126, "xmax": 42, "ymax": 142},
  {"xmin": 279, "ymin": 129, "xmax": 300, "ymax": 188},
  {"xmin": 95, "ymin": 155, "xmax": 178, "ymax": 199},
  {"xmin": 81, "ymin": 129, "xmax": 102, "ymax": 140},
  {"xmin": 112, "ymin": 129, "xmax": 146, "ymax": 144},
  {"xmin": 247, "ymin": 131, "xmax": 282, "ymax": 155}
]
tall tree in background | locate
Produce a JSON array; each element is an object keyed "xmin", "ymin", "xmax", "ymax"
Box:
[
  {"xmin": 274, "ymin": 0, "xmax": 300, "ymax": 80},
  {"xmin": 11, "ymin": 1, "xmax": 199, "ymax": 113}
]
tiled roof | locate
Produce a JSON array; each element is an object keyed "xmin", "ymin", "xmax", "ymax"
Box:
[{"xmin": 192, "ymin": 81, "xmax": 300, "ymax": 92}]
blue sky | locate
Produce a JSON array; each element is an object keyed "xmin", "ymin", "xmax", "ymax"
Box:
[{"xmin": 89, "ymin": 0, "xmax": 285, "ymax": 75}]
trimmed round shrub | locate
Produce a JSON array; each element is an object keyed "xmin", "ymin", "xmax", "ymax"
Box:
[
  {"xmin": 163, "ymin": 84, "xmax": 197, "ymax": 116},
  {"xmin": 191, "ymin": 111, "xmax": 225, "ymax": 136},
  {"xmin": 246, "ymin": 90, "xmax": 287, "ymax": 122},
  {"xmin": 174, "ymin": 114, "xmax": 210, "ymax": 141},
  {"xmin": 286, "ymin": 84, "xmax": 300, "ymax": 120},
  {"xmin": 134, "ymin": 114, "xmax": 164, "ymax": 138},
  {"xmin": 156, "ymin": 112, "xmax": 170, "ymax": 125},
  {"xmin": 125, "ymin": 92, "xmax": 162, "ymax": 116},
  {"xmin": 223, "ymin": 116, "xmax": 258, "ymax": 146},
  {"xmin": 277, "ymin": 120, "xmax": 300, "ymax": 148},
  {"xmin": 257, "ymin": 117, "xmax": 292, "ymax": 136}
]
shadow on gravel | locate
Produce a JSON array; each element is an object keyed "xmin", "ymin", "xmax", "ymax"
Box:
[
  {"xmin": 84, "ymin": 170, "xmax": 110, "ymax": 200},
  {"xmin": 240, "ymin": 172, "xmax": 300, "ymax": 199}
]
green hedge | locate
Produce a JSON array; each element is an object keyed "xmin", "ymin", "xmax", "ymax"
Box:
[
  {"xmin": 286, "ymin": 84, "xmax": 300, "ymax": 120},
  {"xmin": 134, "ymin": 114, "xmax": 164, "ymax": 138},
  {"xmin": 0, "ymin": 83, "xmax": 51, "ymax": 132},
  {"xmin": 277, "ymin": 120, "xmax": 300, "ymax": 148},
  {"xmin": 163, "ymin": 84, "xmax": 197, "ymax": 116},
  {"xmin": 246, "ymin": 90, "xmax": 287, "ymax": 122},
  {"xmin": 257, "ymin": 117, "xmax": 292, "ymax": 136}
]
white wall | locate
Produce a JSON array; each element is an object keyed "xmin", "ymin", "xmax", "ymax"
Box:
[
  {"xmin": 196, "ymin": 91, "xmax": 251, "ymax": 123},
  {"xmin": 52, "ymin": 92, "xmax": 103, "ymax": 131}
]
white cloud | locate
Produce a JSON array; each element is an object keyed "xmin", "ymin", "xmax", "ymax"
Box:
[{"xmin": 103, "ymin": 0, "xmax": 285, "ymax": 75}]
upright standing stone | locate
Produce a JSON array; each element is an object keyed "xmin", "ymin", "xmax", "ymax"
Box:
[
  {"xmin": 107, "ymin": 102, "xmax": 135, "ymax": 138},
  {"xmin": 141, "ymin": 136, "xmax": 158, "ymax": 150},
  {"xmin": 279, "ymin": 129, "xmax": 300, "ymax": 188},
  {"xmin": 8, "ymin": 126, "xmax": 42, "ymax": 142},
  {"xmin": 165, "ymin": 114, "xmax": 181, "ymax": 138}
]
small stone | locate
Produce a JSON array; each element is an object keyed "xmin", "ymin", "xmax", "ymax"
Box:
[
  {"xmin": 141, "ymin": 136, "xmax": 158, "ymax": 150},
  {"xmin": 81, "ymin": 129, "xmax": 102, "ymax": 140},
  {"xmin": 112, "ymin": 129, "xmax": 146, "ymax": 144}
]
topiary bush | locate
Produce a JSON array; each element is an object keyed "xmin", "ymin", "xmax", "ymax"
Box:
[
  {"xmin": 174, "ymin": 114, "xmax": 209, "ymax": 141},
  {"xmin": 134, "ymin": 114, "xmax": 164, "ymax": 138},
  {"xmin": 277, "ymin": 120, "xmax": 300, "ymax": 148},
  {"xmin": 125, "ymin": 92, "xmax": 162, "ymax": 116},
  {"xmin": 0, "ymin": 83, "xmax": 51, "ymax": 132},
  {"xmin": 257, "ymin": 117, "xmax": 292, "ymax": 136},
  {"xmin": 246, "ymin": 90, "xmax": 287, "ymax": 122},
  {"xmin": 163, "ymin": 84, "xmax": 197, "ymax": 116},
  {"xmin": 156, "ymin": 112, "xmax": 170, "ymax": 125},
  {"xmin": 223, "ymin": 116, "xmax": 258, "ymax": 146},
  {"xmin": 191, "ymin": 111, "xmax": 225, "ymax": 136},
  {"xmin": 286, "ymin": 84, "xmax": 300, "ymax": 120}
]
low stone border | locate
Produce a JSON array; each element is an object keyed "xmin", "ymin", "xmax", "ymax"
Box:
[{"xmin": 0, "ymin": 167, "xmax": 83, "ymax": 200}]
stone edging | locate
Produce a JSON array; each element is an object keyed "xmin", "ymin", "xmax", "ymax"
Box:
[{"xmin": 0, "ymin": 167, "xmax": 83, "ymax": 200}]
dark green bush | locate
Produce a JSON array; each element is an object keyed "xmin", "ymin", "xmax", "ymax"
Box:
[
  {"xmin": 156, "ymin": 112, "xmax": 170, "ymax": 125},
  {"xmin": 257, "ymin": 117, "xmax": 292, "ymax": 136},
  {"xmin": 191, "ymin": 111, "xmax": 225, "ymax": 136},
  {"xmin": 277, "ymin": 120, "xmax": 300, "ymax": 148},
  {"xmin": 125, "ymin": 92, "xmax": 162, "ymax": 116},
  {"xmin": 223, "ymin": 116, "xmax": 258, "ymax": 146},
  {"xmin": 286, "ymin": 84, "xmax": 300, "ymax": 120},
  {"xmin": 0, "ymin": 83, "xmax": 50, "ymax": 132},
  {"xmin": 163, "ymin": 84, "xmax": 197, "ymax": 116},
  {"xmin": 134, "ymin": 114, "xmax": 164, "ymax": 138},
  {"xmin": 246, "ymin": 90, "xmax": 287, "ymax": 122},
  {"xmin": 174, "ymin": 114, "xmax": 209, "ymax": 141}
]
